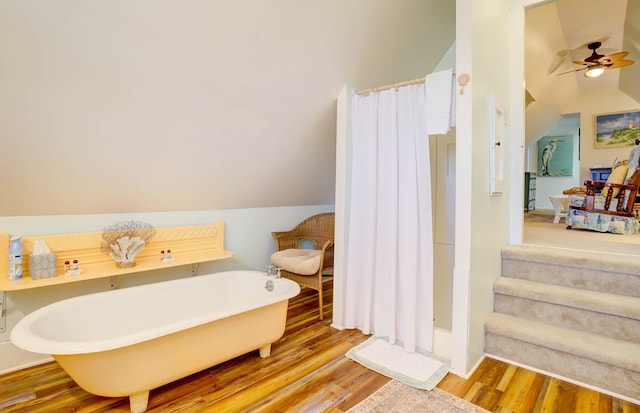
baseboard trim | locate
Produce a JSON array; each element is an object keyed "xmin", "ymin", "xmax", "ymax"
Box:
[
  {"xmin": 0, "ymin": 341, "xmax": 52, "ymax": 375},
  {"xmin": 449, "ymin": 354, "xmax": 485, "ymax": 380}
]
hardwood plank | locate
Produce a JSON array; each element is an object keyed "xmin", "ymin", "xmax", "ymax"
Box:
[
  {"xmin": 531, "ymin": 376, "xmax": 551, "ymax": 412},
  {"xmin": 440, "ymin": 356, "xmax": 501, "ymax": 398},
  {"xmin": 465, "ymin": 381, "xmax": 503, "ymax": 411},
  {"xmin": 435, "ymin": 370, "xmax": 466, "ymax": 393},
  {"xmin": 497, "ymin": 367, "xmax": 547, "ymax": 411},
  {"xmin": 249, "ymin": 359, "xmax": 357, "ymax": 412},
  {"xmin": 195, "ymin": 341, "xmax": 357, "ymax": 411},
  {"xmin": 255, "ymin": 353, "xmax": 387, "ymax": 411},
  {"xmin": 574, "ymin": 386, "xmax": 612, "ymax": 413},
  {"xmin": 539, "ymin": 379, "xmax": 578, "ymax": 412},
  {"xmin": 495, "ymin": 364, "xmax": 518, "ymax": 392}
]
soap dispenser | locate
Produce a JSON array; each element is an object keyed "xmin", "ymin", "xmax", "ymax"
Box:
[{"xmin": 8, "ymin": 236, "xmax": 23, "ymax": 280}]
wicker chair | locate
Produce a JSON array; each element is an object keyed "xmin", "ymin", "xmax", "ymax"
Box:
[{"xmin": 271, "ymin": 212, "xmax": 334, "ymax": 320}]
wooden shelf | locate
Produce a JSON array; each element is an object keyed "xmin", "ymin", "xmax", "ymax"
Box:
[{"xmin": 0, "ymin": 221, "xmax": 233, "ymax": 292}]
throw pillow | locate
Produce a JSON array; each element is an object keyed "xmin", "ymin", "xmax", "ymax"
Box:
[{"xmin": 602, "ymin": 163, "xmax": 629, "ymax": 199}]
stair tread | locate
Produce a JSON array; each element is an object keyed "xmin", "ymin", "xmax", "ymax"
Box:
[
  {"xmin": 502, "ymin": 244, "xmax": 640, "ymax": 275},
  {"xmin": 485, "ymin": 312, "xmax": 640, "ymax": 372},
  {"xmin": 494, "ymin": 277, "xmax": 640, "ymax": 319}
]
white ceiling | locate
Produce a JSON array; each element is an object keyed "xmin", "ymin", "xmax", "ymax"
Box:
[{"xmin": 525, "ymin": 0, "xmax": 640, "ymax": 144}]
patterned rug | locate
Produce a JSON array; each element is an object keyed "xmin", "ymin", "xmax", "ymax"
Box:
[{"xmin": 347, "ymin": 380, "xmax": 490, "ymax": 413}]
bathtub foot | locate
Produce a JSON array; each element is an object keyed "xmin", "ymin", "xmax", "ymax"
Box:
[
  {"xmin": 129, "ymin": 391, "xmax": 150, "ymax": 413},
  {"xmin": 259, "ymin": 343, "xmax": 272, "ymax": 358}
]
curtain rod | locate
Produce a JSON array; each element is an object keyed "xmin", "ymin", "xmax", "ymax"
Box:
[
  {"xmin": 355, "ymin": 71, "xmax": 457, "ymax": 96},
  {"xmin": 355, "ymin": 77, "xmax": 425, "ymax": 96}
]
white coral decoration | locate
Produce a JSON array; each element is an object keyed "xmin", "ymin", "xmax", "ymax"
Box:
[{"xmin": 109, "ymin": 236, "xmax": 146, "ymax": 265}]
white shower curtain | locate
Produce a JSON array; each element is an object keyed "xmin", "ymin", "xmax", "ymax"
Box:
[{"xmin": 343, "ymin": 83, "xmax": 434, "ymax": 353}]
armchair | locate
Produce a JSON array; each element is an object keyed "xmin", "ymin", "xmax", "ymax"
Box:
[
  {"xmin": 270, "ymin": 212, "xmax": 334, "ymax": 320},
  {"xmin": 566, "ymin": 148, "xmax": 640, "ymax": 234}
]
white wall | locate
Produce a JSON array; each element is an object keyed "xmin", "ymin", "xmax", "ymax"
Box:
[
  {"xmin": 467, "ymin": 0, "xmax": 512, "ymax": 371},
  {"xmin": 570, "ymin": 89, "xmax": 640, "ymax": 182},
  {"xmin": 0, "ymin": 204, "xmax": 332, "ymax": 373},
  {"xmin": 526, "ymin": 114, "xmax": 580, "ymax": 209},
  {"xmin": 0, "ymin": 0, "xmax": 455, "ymax": 217},
  {"xmin": 452, "ymin": 0, "xmax": 513, "ymax": 375}
]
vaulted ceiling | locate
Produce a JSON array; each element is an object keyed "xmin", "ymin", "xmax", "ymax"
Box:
[{"xmin": 525, "ymin": 0, "xmax": 640, "ymax": 146}]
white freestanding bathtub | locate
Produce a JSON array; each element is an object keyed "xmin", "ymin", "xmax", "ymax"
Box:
[{"xmin": 11, "ymin": 270, "xmax": 300, "ymax": 413}]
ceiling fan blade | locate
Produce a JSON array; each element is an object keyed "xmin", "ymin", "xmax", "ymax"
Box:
[
  {"xmin": 547, "ymin": 50, "xmax": 569, "ymax": 74},
  {"xmin": 556, "ymin": 66, "xmax": 588, "ymax": 76},
  {"xmin": 605, "ymin": 59, "xmax": 634, "ymax": 69},
  {"xmin": 600, "ymin": 51, "xmax": 629, "ymax": 62}
]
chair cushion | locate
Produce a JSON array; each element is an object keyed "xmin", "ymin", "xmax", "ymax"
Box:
[
  {"xmin": 566, "ymin": 209, "xmax": 639, "ymax": 234},
  {"xmin": 568, "ymin": 194, "xmax": 621, "ymax": 212},
  {"xmin": 602, "ymin": 163, "xmax": 628, "ymax": 199},
  {"xmin": 271, "ymin": 249, "xmax": 322, "ymax": 276}
]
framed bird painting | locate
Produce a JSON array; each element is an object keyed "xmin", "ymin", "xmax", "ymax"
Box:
[{"xmin": 537, "ymin": 136, "xmax": 573, "ymax": 177}]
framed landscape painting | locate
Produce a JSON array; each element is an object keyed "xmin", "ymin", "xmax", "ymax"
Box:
[
  {"xmin": 537, "ymin": 136, "xmax": 573, "ymax": 177},
  {"xmin": 595, "ymin": 110, "xmax": 640, "ymax": 148}
]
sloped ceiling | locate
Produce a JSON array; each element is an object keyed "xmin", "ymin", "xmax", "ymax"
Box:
[
  {"xmin": 620, "ymin": 0, "xmax": 640, "ymax": 101},
  {"xmin": 0, "ymin": 1, "xmax": 455, "ymax": 216},
  {"xmin": 525, "ymin": 0, "xmax": 640, "ymax": 146}
]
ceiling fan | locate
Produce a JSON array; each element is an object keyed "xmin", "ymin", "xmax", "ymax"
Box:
[{"xmin": 557, "ymin": 41, "xmax": 634, "ymax": 78}]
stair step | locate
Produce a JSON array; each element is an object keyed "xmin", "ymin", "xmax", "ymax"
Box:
[
  {"xmin": 493, "ymin": 277, "xmax": 640, "ymax": 344},
  {"xmin": 485, "ymin": 312, "xmax": 640, "ymax": 371},
  {"xmin": 501, "ymin": 245, "xmax": 640, "ymax": 298},
  {"xmin": 485, "ymin": 312, "xmax": 640, "ymax": 400},
  {"xmin": 494, "ymin": 277, "xmax": 640, "ymax": 319},
  {"xmin": 494, "ymin": 277, "xmax": 640, "ymax": 343}
]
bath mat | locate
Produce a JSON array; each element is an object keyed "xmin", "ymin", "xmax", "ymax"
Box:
[
  {"xmin": 345, "ymin": 336, "xmax": 450, "ymax": 390},
  {"xmin": 347, "ymin": 380, "xmax": 490, "ymax": 413}
]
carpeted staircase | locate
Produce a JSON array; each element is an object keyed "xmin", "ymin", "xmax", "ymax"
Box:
[{"xmin": 485, "ymin": 244, "xmax": 640, "ymax": 402}]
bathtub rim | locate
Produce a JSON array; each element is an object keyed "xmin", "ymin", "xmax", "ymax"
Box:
[{"xmin": 10, "ymin": 270, "xmax": 300, "ymax": 355}]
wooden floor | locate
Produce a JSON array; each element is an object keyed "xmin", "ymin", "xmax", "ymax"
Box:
[{"xmin": 1, "ymin": 284, "xmax": 639, "ymax": 412}]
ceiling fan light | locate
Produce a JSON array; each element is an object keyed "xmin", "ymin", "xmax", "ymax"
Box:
[{"xmin": 585, "ymin": 64, "xmax": 605, "ymax": 78}]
